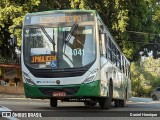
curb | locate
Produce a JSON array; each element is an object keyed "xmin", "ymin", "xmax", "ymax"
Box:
[{"xmin": 0, "ymin": 93, "xmax": 25, "ymax": 98}]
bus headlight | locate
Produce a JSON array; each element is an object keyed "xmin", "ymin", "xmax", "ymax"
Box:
[
  {"xmin": 83, "ymin": 69, "xmax": 98, "ymax": 84},
  {"xmin": 22, "ymin": 72, "xmax": 36, "ymax": 85}
]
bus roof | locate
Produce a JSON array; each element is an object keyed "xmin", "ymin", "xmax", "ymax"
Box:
[{"xmin": 26, "ymin": 9, "xmax": 97, "ymax": 16}]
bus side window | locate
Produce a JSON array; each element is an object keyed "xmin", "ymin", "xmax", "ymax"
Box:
[
  {"xmin": 127, "ymin": 63, "xmax": 130, "ymax": 78},
  {"xmin": 117, "ymin": 50, "xmax": 121, "ymax": 70},
  {"xmin": 125, "ymin": 61, "xmax": 128, "ymax": 76},
  {"xmin": 115, "ymin": 48, "xmax": 118, "ymax": 67},
  {"xmin": 105, "ymin": 34, "xmax": 108, "ymax": 57},
  {"xmin": 128, "ymin": 65, "xmax": 131, "ymax": 79},
  {"xmin": 126, "ymin": 64, "xmax": 128, "ymax": 77},
  {"xmin": 121, "ymin": 56, "xmax": 125, "ymax": 73},
  {"xmin": 107, "ymin": 37, "xmax": 112, "ymax": 61},
  {"xmin": 112, "ymin": 43, "xmax": 116, "ymax": 65}
]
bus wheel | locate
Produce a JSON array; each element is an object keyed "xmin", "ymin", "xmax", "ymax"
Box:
[
  {"xmin": 114, "ymin": 100, "xmax": 120, "ymax": 107},
  {"xmin": 119, "ymin": 99, "xmax": 126, "ymax": 107},
  {"xmin": 50, "ymin": 98, "xmax": 57, "ymax": 107},
  {"xmin": 99, "ymin": 83, "xmax": 113, "ymax": 109},
  {"xmin": 119, "ymin": 91, "xmax": 127, "ymax": 107},
  {"xmin": 84, "ymin": 101, "xmax": 97, "ymax": 107}
]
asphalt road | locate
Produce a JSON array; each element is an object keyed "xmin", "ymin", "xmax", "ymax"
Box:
[{"xmin": 0, "ymin": 96, "xmax": 160, "ymax": 120}]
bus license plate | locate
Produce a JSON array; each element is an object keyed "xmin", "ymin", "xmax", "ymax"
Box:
[{"xmin": 53, "ymin": 92, "xmax": 66, "ymax": 97}]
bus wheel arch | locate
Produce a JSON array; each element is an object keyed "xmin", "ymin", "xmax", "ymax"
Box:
[{"xmin": 99, "ymin": 78, "xmax": 113, "ymax": 109}]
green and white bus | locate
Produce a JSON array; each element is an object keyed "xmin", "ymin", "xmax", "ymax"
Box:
[{"xmin": 19, "ymin": 10, "xmax": 131, "ymax": 109}]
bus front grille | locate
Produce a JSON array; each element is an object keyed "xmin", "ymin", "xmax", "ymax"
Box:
[{"xmin": 39, "ymin": 87, "xmax": 80, "ymax": 96}]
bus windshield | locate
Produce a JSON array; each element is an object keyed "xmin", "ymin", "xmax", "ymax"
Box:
[{"xmin": 23, "ymin": 24, "xmax": 96, "ymax": 69}]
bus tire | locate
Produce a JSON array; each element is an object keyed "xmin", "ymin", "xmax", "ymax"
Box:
[
  {"xmin": 119, "ymin": 90, "xmax": 127, "ymax": 107},
  {"xmin": 119, "ymin": 99, "xmax": 125, "ymax": 107},
  {"xmin": 84, "ymin": 101, "xmax": 97, "ymax": 107},
  {"xmin": 99, "ymin": 83, "xmax": 113, "ymax": 109},
  {"xmin": 50, "ymin": 98, "xmax": 57, "ymax": 107},
  {"xmin": 114, "ymin": 100, "xmax": 120, "ymax": 107}
]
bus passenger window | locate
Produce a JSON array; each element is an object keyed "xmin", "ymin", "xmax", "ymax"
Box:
[
  {"xmin": 107, "ymin": 37, "xmax": 112, "ymax": 61},
  {"xmin": 112, "ymin": 43, "xmax": 116, "ymax": 65},
  {"xmin": 105, "ymin": 34, "xmax": 108, "ymax": 57},
  {"xmin": 121, "ymin": 56, "xmax": 125, "ymax": 73},
  {"xmin": 117, "ymin": 50, "xmax": 121, "ymax": 69},
  {"xmin": 108, "ymin": 37, "xmax": 112, "ymax": 48},
  {"xmin": 125, "ymin": 61, "xmax": 128, "ymax": 76}
]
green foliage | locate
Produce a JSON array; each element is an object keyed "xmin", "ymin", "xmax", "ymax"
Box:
[
  {"xmin": 0, "ymin": 0, "xmax": 41, "ymax": 58},
  {"xmin": 131, "ymin": 57, "xmax": 160, "ymax": 97},
  {"xmin": 0, "ymin": 0, "xmax": 160, "ymax": 61},
  {"xmin": 70, "ymin": 0, "xmax": 160, "ymax": 61}
]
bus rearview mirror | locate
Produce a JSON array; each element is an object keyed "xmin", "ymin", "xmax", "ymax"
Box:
[{"xmin": 101, "ymin": 33, "xmax": 106, "ymax": 55}]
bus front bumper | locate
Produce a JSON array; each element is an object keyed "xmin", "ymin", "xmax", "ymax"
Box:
[{"xmin": 23, "ymin": 80, "xmax": 101, "ymax": 99}]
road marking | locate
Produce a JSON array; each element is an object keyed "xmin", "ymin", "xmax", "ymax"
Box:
[
  {"xmin": 0, "ymin": 106, "xmax": 19, "ymax": 120},
  {"xmin": 0, "ymin": 106, "xmax": 12, "ymax": 111},
  {"xmin": 2, "ymin": 98, "xmax": 28, "ymax": 100}
]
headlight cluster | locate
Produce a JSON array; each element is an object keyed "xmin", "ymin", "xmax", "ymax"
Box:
[
  {"xmin": 22, "ymin": 72, "xmax": 36, "ymax": 85},
  {"xmin": 83, "ymin": 69, "xmax": 98, "ymax": 84}
]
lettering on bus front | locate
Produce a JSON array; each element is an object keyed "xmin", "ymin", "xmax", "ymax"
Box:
[
  {"xmin": 28, "ymin": 13, "xmax": 95, "ymax": 25},
  {"xmin": 31, "ymin": 55, "xmax": 56, "ymax": 63},
  {"xmin": 40, "ymin": 16, "xmax": 82, "ymax": 24}
]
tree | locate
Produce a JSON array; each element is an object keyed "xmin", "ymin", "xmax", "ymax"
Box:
[
  {"xmin": 131, "ymin": 57, "xmax": 160, "ymax": 97},
  {"xmin": 0, "ymin": 0, "xmax": 40, "ymax": 59},
  {"xmin": 70, "ymin": 0, "xmax": 160, "ymax": 61},
  {"xmin": 139, "ymin": 0, "xmax": 160, "ymax": 59},
  {"xmin": 0, "ymin": 0, "xmax": 160, "ymax": 62}
]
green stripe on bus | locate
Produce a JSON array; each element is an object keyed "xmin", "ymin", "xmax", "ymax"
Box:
[{"xmin": 23, "ymin": 80, "xmax": 101, "ymax": 99}]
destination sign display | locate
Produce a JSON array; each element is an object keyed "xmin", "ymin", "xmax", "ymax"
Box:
[
  {"xmin": 25, "ymin": 12, "xmax": 94, "ymax": 25},
  {"xmin": 31, "ymin": 55, "xmax": 56, "ymax": 63},
  {"xmin": 39, "ymin": 15, "xmax": 81, "ymax": 24}
]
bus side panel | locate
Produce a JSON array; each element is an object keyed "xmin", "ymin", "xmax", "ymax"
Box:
[
  {"xmin": 112, "ymin": 67, "xmax": 125, "ymax": 100},
  {"xmin": 100, "ymin": 56, "xmax": 127, "ymax": 100},
  {"xmin": 100, "ymin": 56, "xmax": 112, "ymax": 97}
]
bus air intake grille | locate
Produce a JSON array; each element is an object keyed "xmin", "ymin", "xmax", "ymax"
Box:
[
  {"xmin": 26, "ymin": 64, "xmax": 92, "ymax": 78},
  {"xmin": 28, "ymin": 68, "xmax": 87, "ymax": 78},
  {"xmin": 39, "ymin": 87, "xmax": 80, "ymax": 96}
]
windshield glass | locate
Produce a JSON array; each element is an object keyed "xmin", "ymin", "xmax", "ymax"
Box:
[{"xmin": 23, "ymin": 25, "xmax": 96, "ymax": 69}]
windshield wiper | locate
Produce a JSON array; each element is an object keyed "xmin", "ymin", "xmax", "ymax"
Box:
[
  {"xmin": 26, "ymin": 25, "xmax": 56, "ymax": 46},
  {"xmin": 39, "ymin": 25, "xmax": 56, "ymax": 46},
  {"xmin": 65, "ymin": 23, "xmax": 78, "ymax": 43}
]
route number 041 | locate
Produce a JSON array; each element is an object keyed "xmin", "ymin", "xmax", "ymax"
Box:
[{"xmin": 72, "ymin": 48, "xmax": 84, "ymax": 56}]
